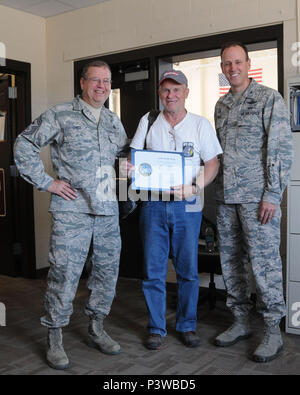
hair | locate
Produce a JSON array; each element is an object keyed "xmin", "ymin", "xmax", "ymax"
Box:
[
  {"xmin": 220, "ymin": 41, "xmax": 249, "ymax": 61},
  {"xmin": 81, "ymin": 60, "xmax": 111, "ymax": 79}
]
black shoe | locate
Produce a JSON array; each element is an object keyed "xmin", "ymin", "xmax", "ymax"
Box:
[
  {"xmin": 145, "ymin": 334, "xmax": 163, "ymax": 350},
  {"xmin": 180, "ymin": 331, "xmax": 200, "ymax": 348}
]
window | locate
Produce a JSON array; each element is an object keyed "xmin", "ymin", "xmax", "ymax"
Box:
[{"xmin": 159, "ymin": 42, "xmax": 278, "ymax": 127}]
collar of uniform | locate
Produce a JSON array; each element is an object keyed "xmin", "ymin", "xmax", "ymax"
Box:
[
  {"xmin": 219, "ymin": 78, "xmax": 257, "ymax": 108},
  {"xmin": 243, "ymin": 78, "xmax": 260, "ymax": 101},
  {"xmin": 73, "ymin": 95, "xmax": 102, "ymax": 124},
  {"xmin": 73, "ymin": 95, "xmax": 82, "ymax": 111},
  {"xmin": 73, "ymin": 95, "xmax": 117, "ymax": 130}
]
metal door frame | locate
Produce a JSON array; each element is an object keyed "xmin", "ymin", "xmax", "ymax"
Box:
[{"xmin": 74, "ymin": 24, "xmax": 284, "ymax": 101}]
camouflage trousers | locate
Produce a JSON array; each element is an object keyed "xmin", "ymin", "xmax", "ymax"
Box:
[
  {"xmin": 216, "ymin": 203, "xmax": 286, "ymax": 326},
  {"xmin": 41, "ymin": 212, "xmax": 121, "ymax": 328}
]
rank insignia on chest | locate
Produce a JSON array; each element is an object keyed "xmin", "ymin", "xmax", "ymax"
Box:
[
  {"xmin": 182, "ymin": 142, "xmax": 194, "ymax": 157},
  {"xmin": 241, "ymin": 110, "xmax": 260, "ymax": 116}
]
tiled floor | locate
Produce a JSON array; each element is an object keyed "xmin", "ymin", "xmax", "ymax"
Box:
[{"xmin": 0, "ymin": 274, "xmax": 300, "ymax": 375}]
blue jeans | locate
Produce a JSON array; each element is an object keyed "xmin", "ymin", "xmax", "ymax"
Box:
[{"xmin": 140, "ymin": 200, "xmax": 202, "ymax": 337}]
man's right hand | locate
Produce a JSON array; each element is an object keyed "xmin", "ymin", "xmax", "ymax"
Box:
[
  {"xmin": 47, "ymin": 180, "xmax": 78, "ymax": 201},
  {"xmin": 119, "ymin": 158, "xmax": 135, "ymax": 178}
]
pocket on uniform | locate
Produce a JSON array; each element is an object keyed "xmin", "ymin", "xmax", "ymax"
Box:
[
  {"xmin": 108, "ymin": 132, "xmax": 120, "ymax": 153},
  {"xmin": 216, "ymin": 126, "xmax": 227, "ymax": 150},
  {"xmin": 48, "ymin": 213, "xmax": 69, "ymax": 267}
]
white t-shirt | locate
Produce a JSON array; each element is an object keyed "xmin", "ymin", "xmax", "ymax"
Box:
[{"xmin": 130, "ymin": 111, "xmax": 223, "ymax": 185}]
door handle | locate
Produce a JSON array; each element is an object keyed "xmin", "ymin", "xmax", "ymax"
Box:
[
  {"xmin": 0, "ymin": 168, "xmax": 6, "ymax": 217},
  {"xmin": 10, "ymin": 165, "xmax": 19, "ymax": 177}
]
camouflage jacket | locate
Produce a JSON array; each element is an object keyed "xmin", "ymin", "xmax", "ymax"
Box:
[
  {"xmin": 14, "ymin": 95, "xmax": 128, "ymax": 215},
  {"xmin": 214, "ymin": 79, "xmax": 294, "ymax": 205}
]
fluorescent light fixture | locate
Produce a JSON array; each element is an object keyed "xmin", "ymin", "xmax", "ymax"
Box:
[{"xmin": 125, "ymin": 70, "xmax": 149, "ymax": 82}]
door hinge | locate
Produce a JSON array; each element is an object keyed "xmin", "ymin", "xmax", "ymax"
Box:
[
  {"xmin": 8, "ymin": 86, "xmax": 17, "ymax": 99},
  {"xmin": 13, "ymin": 242, "xmax": 22, "ymax": 256},
  {"xmin": 10, "ymin": 165, "xmax": 19, "ymax": 177}
]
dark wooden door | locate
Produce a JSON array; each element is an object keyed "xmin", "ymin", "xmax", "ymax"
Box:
[
  {"xmin": 111, "ymin": 62, "xmax": 152, "ymax": 279},
  {"xmin": 0, "ymin": 78, "xmax": 15, "ymax": 276},
  {"xmin": 0, "ymin": 60, "xmax": 35, "ymax": 278}
]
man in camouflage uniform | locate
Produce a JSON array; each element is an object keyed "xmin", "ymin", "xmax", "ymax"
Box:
[
  {"xmin": 14, "ymin": 61, "xmax": 128, "ymax": 370},
  {"xmin": 214, "ymin": 42, "xmax": 294, "ymax": 362}
]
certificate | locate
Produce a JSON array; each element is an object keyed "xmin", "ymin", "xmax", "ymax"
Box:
[{"xmin": 131, "ymin": 148, "xmax": 184, "ymax": 190}]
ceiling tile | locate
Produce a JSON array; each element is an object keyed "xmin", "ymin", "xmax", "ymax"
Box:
[
  {"xmin": 60, "ymin": 0, "xmax": 108, "ymax": 9},
  {"xmin": 0, "ymin": 0, "xmax": 47, "ymax": 10},
  {"xmin": 26, "ymin": 0, "xmax": 75, "ymax": 17},
  {"xmin": 0, "ymin": 0, "xmax": 112, "ymax": 17}
]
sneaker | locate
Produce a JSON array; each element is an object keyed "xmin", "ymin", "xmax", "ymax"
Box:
[
  {"xmin": 180, "ymin": 331, "xmax": 200, "ymax": 348},
  {"xmin": 145, "ymin": 334, "xmax": 163, "ymax": 350}
]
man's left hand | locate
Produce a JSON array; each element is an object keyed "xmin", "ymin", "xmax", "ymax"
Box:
[
  {"xmin": 171, "ymin": 184, "xmax": 195, "ymax": 200},
  {"xmin": 259, "ymin": 201, "xmax": 278, "ymax": 225}
]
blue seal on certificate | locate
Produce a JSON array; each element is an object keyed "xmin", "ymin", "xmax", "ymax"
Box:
[{"xmin": 139, "ymin": 163, "xmax": 152, "ymax": 176}]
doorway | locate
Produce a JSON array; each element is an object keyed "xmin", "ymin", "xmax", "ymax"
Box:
[
  {"xmin": 75, "ymin": 59, "xmax": 153, "ymax": 279},
  {"xmin": 0, "ymin": 59, "xmax": 35, "ymax": 278},
  {"xmin": 110, "ymin": 60, "xmax": 152, "ymax": 278},
  {"xmin": 158, "ymin": 43, "xmax": 279, "ymax": 286},
  {"xmin": 109, "ymin": 60, "xmax": 152, "ymax": 138}
]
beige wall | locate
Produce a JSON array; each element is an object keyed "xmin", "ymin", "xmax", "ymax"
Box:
[
  {"xmin": 0, "ymin": 5, "xmax": 47, "ymax": 116},
  {"xmin": 0, "ymin": 5, "xmax": 50, "ymax": 270},
  {"xmin": 46, "ymin": 0, "xmax": 298, "ymax": 107},
  {"xmin": 2, "ymin": 0, "xmax": 300, "ymax": 270}
]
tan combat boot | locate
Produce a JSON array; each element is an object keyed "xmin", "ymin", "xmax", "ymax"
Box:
[
  {"xmin": 88, "ymin": 316, "xmax": 121, "ymax": 355},
  {"xmin": 47, "ymin": 328, "xmax": 69, "ymax": 370},
  {"xmin": 252, "ymin": 323, "xmax": 283, "ymax": 363},
  {"xmin": 215, "ymin": 318, "xmax": 252, "ymax": 347}
]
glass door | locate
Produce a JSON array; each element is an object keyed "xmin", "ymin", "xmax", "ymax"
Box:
[{"xmin": 158, "ymin": 41, "xmax": 278, "ymax": 287}]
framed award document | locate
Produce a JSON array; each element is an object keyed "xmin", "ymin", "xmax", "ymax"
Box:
[{"xmin": 131, "ymin": 148, "xmax": 185, "ymax": 191}]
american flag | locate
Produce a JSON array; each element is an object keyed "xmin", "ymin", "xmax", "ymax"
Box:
[
  {"xmin": 219, "ymin": 73, "xmax": 231, "ymax": 96},
  {"xmin": 218, "ymin": 68, "xmax": 263, "ymax": 96}
]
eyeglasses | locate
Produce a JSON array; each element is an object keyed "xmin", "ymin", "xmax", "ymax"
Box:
[{"xmin": 84, "ymin": 77, "xmax": 112, "ymax": 85}]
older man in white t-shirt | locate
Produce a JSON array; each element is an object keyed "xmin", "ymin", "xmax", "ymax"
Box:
[{"xmin": 130, "ymin": 69, "xmax": 222, "ymax": 350}]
